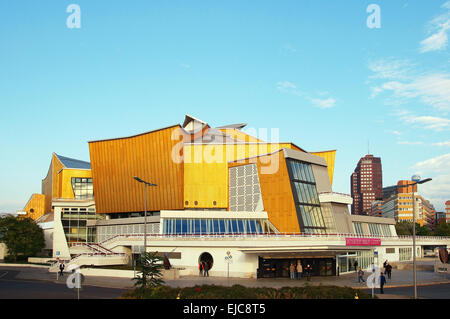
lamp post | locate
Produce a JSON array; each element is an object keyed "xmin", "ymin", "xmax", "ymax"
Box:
[
  {"xmin": 398, "ymin": 176, "xmax": 432, "ymax": 299},
  {"xmin": 133, "ymin": 176, "xmax": 157, "ymax": 254}
]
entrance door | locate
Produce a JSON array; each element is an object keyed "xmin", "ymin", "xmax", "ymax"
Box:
[{"xmin": 258, "ymin": 257, "xmax": 336, "ymax": 277}]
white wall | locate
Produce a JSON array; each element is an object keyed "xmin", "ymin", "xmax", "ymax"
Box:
[
  {"xmin": 145, "ymin": 245, "xmax": 259, "ymax": 278},
  {"xmin": 53, "ymin": 206, "xmax": 71, "ymax": 259},
  {"xmin": 0, "ymin": 243, "xmax": 7, "ymax": 261}
]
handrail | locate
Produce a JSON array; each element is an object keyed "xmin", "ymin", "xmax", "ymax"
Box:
[{"xmin": 98, "ymin": 232, "xmax": 450, "ymax": 243}]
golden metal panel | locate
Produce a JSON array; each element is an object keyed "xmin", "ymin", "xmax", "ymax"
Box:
[
  {"xmin": 311, "ymin": 150, "xmax": 336, "ymax": 185},
  {"xmin": 88, "ymin": 125, "xmax": 186, "ymax": 214}
]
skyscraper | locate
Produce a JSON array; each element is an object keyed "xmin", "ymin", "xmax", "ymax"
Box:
[{"xmin": 350, "ymin": 154, "xmax": 382, "ymax": 215}]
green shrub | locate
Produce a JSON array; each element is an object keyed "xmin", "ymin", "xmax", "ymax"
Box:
[{"xmin": 122, "ymin": 284, "xmax": 372, "ymax": 299}]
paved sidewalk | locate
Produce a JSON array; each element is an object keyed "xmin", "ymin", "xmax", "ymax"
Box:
[{"xmin": 2, "ymin": 265, "xmax": 449, "ymax": 292}]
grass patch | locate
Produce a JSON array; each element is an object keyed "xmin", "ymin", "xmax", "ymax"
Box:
[{"xmin": 122, "ymin": 284, "xmax": 373, "ymax": 299}]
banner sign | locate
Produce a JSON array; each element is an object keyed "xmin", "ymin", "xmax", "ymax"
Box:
[{"xmin": 345, "ymin": 238, "xmax": 381, "ymax": 246}]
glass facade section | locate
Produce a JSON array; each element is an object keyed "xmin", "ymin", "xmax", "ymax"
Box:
[
  {"xmin": 287, "ymin": 159, "xmax": 327, "ymax": 234},
  {"xmin": 62, "ymin": 207, "xmax": 98, "ymax": 244},
  {"xmin": 381, "ymin": 224, "xmax": 392, "ymax": 236},
  {"xmin": 368, "ymin": 223, "xmax": 382, "ymax": 236},
  {"xmin": 338, "ymin": 251, "xmax": 374, "ymax": 273},
  {"xmin": 162, "ymin": 218, "xmax": 265, "ymax": 235},
  {"xmin": 71, "ymin": 178, "xmax": 94, "ymax": 200},
  {"xmin": 353, "ymin": 222, "xmax": 364, "ymax": 235},
  {"xmin": 399, "ymin": 248, "xmax": 412, "ymax": 261}
]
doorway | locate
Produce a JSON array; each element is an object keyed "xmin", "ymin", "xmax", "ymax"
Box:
[{"xmin": 199, "ymin": 252, "xmax": 214, "ymax": 270}]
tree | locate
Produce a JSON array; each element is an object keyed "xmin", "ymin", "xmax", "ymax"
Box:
[
  {"xmin": 133, "ymin": 252, "xmax": 165, "ymax": 289},
  {"xmin": 395, "ymin": 221, "xmax": 414, "ymax": 236},
  {"xmin": 434, "ymin": 222, "xmax": 450, "ymax": 237},
  {"xmin": 0, "ymin": 216, "xmax": 45, "ymax": 262},
  {"xmin": 394, "ymin": 221, "xmax": 432, "ymax": 236},
  {"xmin": 415, "ymin": 223, "xmax": 432, "ymax": 236}
]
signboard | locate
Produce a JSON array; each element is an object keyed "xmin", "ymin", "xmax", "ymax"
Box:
[
  {"xmin": 225, "ymin": 251, "xmax": 233, "ymax": 264},
  {"xmin": 345, "ymin": 238, "xmax": 381, "ymax": 246}
]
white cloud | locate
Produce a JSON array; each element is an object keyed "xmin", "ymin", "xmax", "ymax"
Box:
[
  {"xmin": 420, "ymin": 29, "xmax": 449, "ymax": 53},
  {"xmin": 180, "ymin": 63, "xmax": 191, "ymax": 69},
  {"xmin": 400, "ymin": 114, "xmax": 450, "ymax": 131},
  {"xmin": 412, "ymin": 153, "xmax": 450, "ymax": 211},
  {"xmin": 309, "ymin": 97, "xmax": 336, "ymax": 108},
  {"xmin": 276, "ymin": 81, "xmax": 297, "ymax": 93},
  {"xmin": 277, "ymin": 81, "xmax": 337, "ymax": 108},
  {"xmin": 413, "ymin": 153, "xmax": 450, "ymax": 173},
  {"xmin": 397, "ymin": 141, "xmax": 424, "ymax": 145},
  {"xmin": 368, "ymin": 58, "xmax": 450, "ymax": 111},
  {"xmin": 368, "ymin": 58, "xmax": 415, "ymax": 80},
  {"xmin": 420, "ymin": 2, "xmax": 450, "ymax": 53},
  {"xmin": 433, "ymin": 141, "xmax": 450, "ymax": 146}
]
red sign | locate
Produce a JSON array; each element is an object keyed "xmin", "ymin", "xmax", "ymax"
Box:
[{"xmin": 345, "ymin": 238, "xmax": 381, "ymax": 246}]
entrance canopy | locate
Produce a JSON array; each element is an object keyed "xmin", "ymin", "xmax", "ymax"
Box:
[{"xmin": 239, "ymin": 246, "xmax": 373, "ymax": 258}]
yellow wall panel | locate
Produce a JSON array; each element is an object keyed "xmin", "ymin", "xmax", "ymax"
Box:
[
  {"xmin": 89, "ymin": 125, "xmax": 185, "ymax": 214},
  {"xmin": 40, "ymin": 154, "xmax": 92, "ymax": 213},
  {"xmin": 23, "ymin": 193, "xmax": 46, "ymax": 221},
  {"xmin": 219, "ymin": 128, "xmax": 263, "ymax": 143},
  {"xmin": 183, "ymin": 143, "xmax": 298, "ymax": 209},
  {"xmin": 311, "ymin": 150, "xmax": 336, "ymax": 185},
  {"xmin": 41, "ymin": 153, "xmax": 64, "ymax": 214},
  {"xmin": 60, "ymin": 169, "xmax": 92, "ymax": 199}
]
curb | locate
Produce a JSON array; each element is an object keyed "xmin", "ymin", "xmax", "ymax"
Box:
[
  {"xmin": 351, "ymin": 281, "xmax": 450, "ymax": 290},
  {"xmin": 0, "ymin": 263, "xmax": 50, "ymax": 269}
]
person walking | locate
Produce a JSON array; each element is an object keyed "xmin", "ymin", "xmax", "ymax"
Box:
[
  {"xmin": 357, "ymin": 267, "xmax": 365, "ymax": 284},
  {"xmin": 199, "ymin": 262, "xmax": 203, "ymax": 277},
  {"xmin": 383, "ymin": 260, "xmax": 388, "ymax": 272},
  {"xmin": 297, "ymin": 261, "xmax": 303, "ymax": 280},
  {"xmin": 59, "ymin": 262, "xmax": 65, "ymax": 277},
  {"xmin": 379, "ymin": 272, "xmax": 386, "ymax": 294},
  {"xmin": 385, "ymin": 263, "xmax": 392, "ymax": 280},
  {"xmin": 289, "ymin": 263, "xmax": 296, "ymax": 279}
]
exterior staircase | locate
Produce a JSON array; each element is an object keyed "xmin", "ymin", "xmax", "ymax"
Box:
[{"xmin": 48, "ymin": 242, "xmax": 129, "ymax": 273}]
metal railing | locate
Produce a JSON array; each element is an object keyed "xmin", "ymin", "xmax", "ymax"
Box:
[{"xmin": 98, "ymin": 232, "xmax": 450, "ymax": 245}]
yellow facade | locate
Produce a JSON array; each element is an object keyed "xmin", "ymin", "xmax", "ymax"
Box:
[
  {"xmin": 311, "ymin": 150, "xmax": 336, "ymax": 185},
  {"xmin": 183, "ymin": 143, "xmax": 298, "ymax": 209},
  {"xmin": 219, "ymin": 128, "xmax": 263, "ymax": 143},
  {"xmin": 23, "ymin": 193, "xmax": 46, "ymax": 220},
  {"xmin": 28, "ymin": 153, "xmax": 92, "ymax": 218},
  {"xmin": 58, "ymin": 169, "xmax": 92, "ymax": 199}
]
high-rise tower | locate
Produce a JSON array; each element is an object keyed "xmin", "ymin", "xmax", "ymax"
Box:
[{"xmin": 350, "ymin": 154, "xmax": 382, "ymax": 215}]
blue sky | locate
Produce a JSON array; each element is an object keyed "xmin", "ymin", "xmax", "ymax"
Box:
[{"xmin": 1, "ymin": 1, "xmax": 449, "ymax": 212}]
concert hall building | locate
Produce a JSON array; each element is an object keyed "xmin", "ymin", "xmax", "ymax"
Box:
[{"xmin": 23, "ymin": 115, "xmax": 449, "ymax": 278}]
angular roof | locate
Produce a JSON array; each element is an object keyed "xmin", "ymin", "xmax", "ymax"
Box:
[
  {"xmin": 216, "ymin": 123, "xmax": 248, "ymax": 130},
  {"xmin": 35, "ymin": 212, "xmax": 54, "ymax": 223},
  {"xmin": 55, "ymin": 153, "xmax": 91, "ymax": 169}
]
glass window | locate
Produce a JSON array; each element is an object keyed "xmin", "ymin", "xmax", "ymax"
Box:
[
  {"xmin": 71, "ymin": 177, "xmax": 94, "ymax": 200},
  {"xmin": 200, "ymin": 220, "xmax": 206, "ymax": 234},
  {"xmin": 193, "ymin": 220, "xmax": 200, "ymax": 234},
  {"xmin": 212, "ymin": 219, "xmax": 219, "ymax": 233},
  {"xmin": 353, "ymin": 222, "xmax": 364, "ymax": 235},
  {"xmin": 175, "ymin": 219, "xmax": 181, "ymax": 234}
]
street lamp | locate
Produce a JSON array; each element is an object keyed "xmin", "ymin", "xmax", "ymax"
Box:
[
  {"xmin": 133, "ymin": 176, "xmax": 157, "ymax": 254},
  {"xmin": 397, "ymin": 176, "xmax": 432, "ymax": 299}
]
